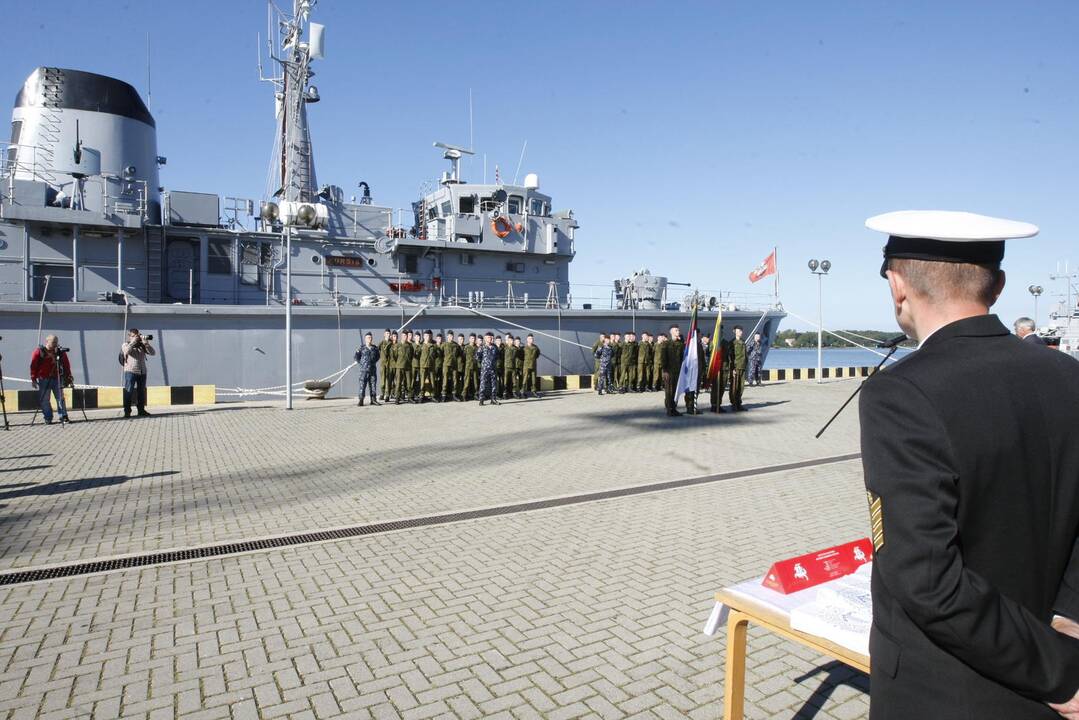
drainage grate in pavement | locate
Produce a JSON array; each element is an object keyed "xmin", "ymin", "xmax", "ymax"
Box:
[{"xmin": 0, "ymin": 452, "xmax": 861, "ymax": 586}]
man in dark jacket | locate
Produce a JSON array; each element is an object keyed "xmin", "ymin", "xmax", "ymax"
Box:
[
  {"xmin": 1015, "ymin": 316, "xmax": 1047, "ymax": 345},
  {"xmin": 861, "ymin": 210, "xmax": 1079, "ymax": 719}
]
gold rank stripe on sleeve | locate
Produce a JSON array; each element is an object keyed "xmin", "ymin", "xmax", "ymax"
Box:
[{"xmin": 867, "ymin": 491, "xmax": 885, "ymax": 551}]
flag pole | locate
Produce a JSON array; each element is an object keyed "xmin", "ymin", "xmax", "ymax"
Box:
[{"xmin": 773, "ymin": 246, "xmax": 779, "ymax": 303}]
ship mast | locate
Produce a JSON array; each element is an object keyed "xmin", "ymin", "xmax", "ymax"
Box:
[{"xmin": 261, "ymin": 0, "xmax": 323, "ymax": 203}]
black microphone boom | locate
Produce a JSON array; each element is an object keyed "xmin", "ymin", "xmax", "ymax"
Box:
[
  {"xmin": 816, "ymin": 341, "xmax": 905, "ymax": 439},
  {"xmin": 877, "ymin": 334, "xmax": 908, "ymax": 349}
]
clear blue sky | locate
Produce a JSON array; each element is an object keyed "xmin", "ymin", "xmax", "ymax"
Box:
[{"xmin": 4, "ymin": 1, "xmax": 1077, "ymax": 331}]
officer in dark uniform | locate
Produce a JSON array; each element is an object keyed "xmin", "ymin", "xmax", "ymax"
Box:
[
  {"xmin": 476, "ymin": 333, "xmax": 500, "ymax": 406},
  {"xmin": 861, "ymin": 210, "xmax": 1079, "ymax": 719}
]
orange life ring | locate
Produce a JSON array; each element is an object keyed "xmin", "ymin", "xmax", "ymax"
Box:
[{"xmin": 492, "ymin": 216, "xmax": 513, "ymax": 238}]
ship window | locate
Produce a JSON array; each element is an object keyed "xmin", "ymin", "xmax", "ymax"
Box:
[
  {"xmin": 207, "ymin": 238, "xmax": 233, "ymax": 275},
  {"xmin": 427, "ymin": 206, "xmax": 437, "ymax": 220},
  {"xmin": 7, "ymin": 121, "xmax": 21, "ymax": 166},
  {"xmin": 440, "ymin": 201, "xmax": 452, "ymax": 216},
  {"xmin": 459, "ymin": 196, "xmax": 476, "ymax": 214},
  {"xmin": 459, "ymin": 253, "xmax": 475, "ymax": 265},
  {"xmin": 399, "ymin": 253, "xmax": 418, "ymax": 273},
  {"xmin": 529, "ymin": 198, "xmax": 544, "ymax": 216},
  {"xmin": 240, "ymin": 240, "xmax": 259, "ymax": 285},
  {"xmin": 31, "ymin": 263, "xmax": 74, "ymax": 301},
  {"xmin": 505, "ymin": 262, "xmax": 525, "ymax": 273},
  {"xmin": 508, "ymin": 196, "xmax": 522, "ymax": 214}
]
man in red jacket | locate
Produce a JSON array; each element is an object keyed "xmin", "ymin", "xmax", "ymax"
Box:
[{"xmin": 30, "ymin": 335, "xmax": 72, "ymax": 424}]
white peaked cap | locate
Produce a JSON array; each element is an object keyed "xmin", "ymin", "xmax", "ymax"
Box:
[{"xmin": 866, "ymin": 210, "xmax": 1038, "ymax": 241}]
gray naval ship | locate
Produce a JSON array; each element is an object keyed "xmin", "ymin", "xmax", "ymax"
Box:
[{"xmin": 0, "ymin": 0, "xmax": 783, "ymax": 399}]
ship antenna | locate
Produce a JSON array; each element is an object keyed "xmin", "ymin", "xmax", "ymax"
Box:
[
  {"xmin": 146, "ymin": 33, "xmax": 152, "ymax": 110},
  {"xmin": 469, "ymin": 88, "xmax": 474, "ymax": 174},
  {"xmin": 512, "ymin": 140, "xmax": 528, "ymax": 185}
]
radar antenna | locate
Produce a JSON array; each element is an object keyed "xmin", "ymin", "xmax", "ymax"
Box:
[
  {"xmin": 259, "ymin": 0, "xmax": 325, "ymax": 203},
  {"xmin": 433, "ymin": 141, "xmax": 475, "ymax": 183}
]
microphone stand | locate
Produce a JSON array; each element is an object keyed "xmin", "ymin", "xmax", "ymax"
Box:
[
  {"xmin": 815, "ymin": 340, "xmax": 904, "ymax": 439},
  {"xmin": 0, "ymin": 346, "xmax": 9, "ymax": 431}
]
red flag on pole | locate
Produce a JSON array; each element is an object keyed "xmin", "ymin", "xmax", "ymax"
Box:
[{"xmin": 749, "ymin": 250, "xmax": 777, "ymax": 283}]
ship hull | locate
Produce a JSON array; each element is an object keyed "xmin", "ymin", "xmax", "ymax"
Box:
[{"xmin": 0, "ymin": 302, "xmax": 784, "ymax": 397}]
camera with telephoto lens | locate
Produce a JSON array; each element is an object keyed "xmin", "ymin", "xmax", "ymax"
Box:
[{"xmin": 55, "ymin": 347, "xmax": 71, "ymax": 353}]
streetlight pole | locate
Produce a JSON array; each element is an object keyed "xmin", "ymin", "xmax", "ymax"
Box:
[
  {"xmin": 808, "ymin": 259, "xmax": 831, "ymax": 384},
  {"xmin": 1028, "ymin": 284, "xmax": 1043, "ymax": 328},
  {"xmin": 285, "ymin": 225, "xmax": 293, "ymax": 410}
]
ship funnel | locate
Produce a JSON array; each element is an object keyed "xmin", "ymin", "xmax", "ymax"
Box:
[{"xmin": 9, "ymin": 67, "xmax": 160, "ymax": 220}]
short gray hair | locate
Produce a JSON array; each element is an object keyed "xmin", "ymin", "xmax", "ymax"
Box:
[{"xmin": 1014, "ymin": 317, "xmax": 1035, "ymax": 332}]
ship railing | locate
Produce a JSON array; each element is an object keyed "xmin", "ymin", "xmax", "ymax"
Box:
[
  {"xmin": 1, "ymin": 142, "xmax": 149, "ymax": 220},
  {"xmin": 277, "ymin": 282, "xmax": 782, "ymax": 314},
  {"xmin": 0, "ymin": 142, "xmax": 57, "ymax": 197}
]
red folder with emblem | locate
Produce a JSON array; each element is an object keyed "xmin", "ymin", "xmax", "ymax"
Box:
[{"xmin": 762, "ymin": 538, "xmax": 873, "ymax": 594}]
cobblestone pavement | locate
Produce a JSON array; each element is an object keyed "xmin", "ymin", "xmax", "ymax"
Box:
[{"xmin": 0, "ymin": 381, "xmax": 871, "ymax": 719}]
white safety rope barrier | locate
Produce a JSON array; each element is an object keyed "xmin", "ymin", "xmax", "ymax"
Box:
[
  {"xmin": 781, "ymin": 308, "xmax": 901, "ymax": 362},
  {"xmin": 445, "ymin": 305, "xmax": 594, "ymax": 350}
]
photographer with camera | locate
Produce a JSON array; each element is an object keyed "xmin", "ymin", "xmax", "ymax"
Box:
[
  {"xmin": 30, "ymin": 335, "xmax": 72, "ymax": 424},
  {"xmin": 121, "ymin": 328, "xmax": 155, "ymax": 418}
]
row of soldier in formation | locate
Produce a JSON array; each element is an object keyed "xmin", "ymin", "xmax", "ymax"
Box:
[
  {"xmin": 592, "ymin": 325, "xmax": 765, "ymax": 416},
  {"xmin": 353, "ymin": 329, "xmax": 542, "ymax": 405}
]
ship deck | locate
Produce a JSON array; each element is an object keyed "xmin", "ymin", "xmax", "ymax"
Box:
[{"xmin": 0, "ymin": 381, "xmax": 870, "ymax": 719}]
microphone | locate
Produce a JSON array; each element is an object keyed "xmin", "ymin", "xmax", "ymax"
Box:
[{"xmin": 877, "ymin": 334, "xmax": 907, "ymax": 349}]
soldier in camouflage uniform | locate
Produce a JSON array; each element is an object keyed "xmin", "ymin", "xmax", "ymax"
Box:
[
  {"xmin": 418, "ymin": 331, "xmax": 437, "ymax": 402},
  {"xmin": 512, "ymin": 336, "xmax": 524, "ymax": 398},
  {"xmin": 476, "ymin": 333, "xmax": 500, "ymax": 405},
  {"xmin": 494, "ymin": 335, "xmax": 505, "ymax": 398},
  {"xmin": 610, "ymin": 333, "xmax": 622, "ymax": 390},
  {"xmin": 432, "ymin": 333, "xmax": 445, "ymax": 398},
  {"xmin": 354, "ymin": 332, "xmax": 380, "ymax": 406},
  {"xmin": 440, "ymin": 332, "xmax": 461, "ymax": 402},
  {"xmin": 521, "ymin": 334, "xmax": 541, "ymax": 398},
  {"xmin": 454, "ymin": 334, "xmax": 467, "ymax": 400},
  {"xmin": 393, "ymin": 331, "xmax": 414, "ymax": 403},
  {"xmin": 592, "ymin": 333, "xmax": 604, "ymax": 391},
  {"xmin": 502, "ymin": 335, "xmax": 519, "ymax": 399},
  {"xmin": 378, "ymin": 329, "xmax": 392, "ymax": 401},
  {"xmin": 727, "ymin": 325, "xmax": 748, "ymax": 411},
  {"xmin": 637, "ymin": 332, "xmax": 653, "ymax": 392},
  {"xmin": 463, "ymin": 334, "xmax": 479, "ymax": 400},
  {"xmin": 652, "ymin": 334, "xmax": 667, "ymax": 392},
  {"xmin": 594, "ymin": 336, "xmax": 614, "ymax": 395},
  {"xmin": 619, "ymin": 331, "xmax": 638, "ymax": 393}
]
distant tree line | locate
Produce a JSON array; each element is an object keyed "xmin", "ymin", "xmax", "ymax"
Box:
[{"xmin": 773, "ymin": 329, "xmax": 915, "ymax": 349}]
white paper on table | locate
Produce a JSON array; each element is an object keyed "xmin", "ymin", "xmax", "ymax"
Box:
[
  {"xmin": 789, "ymin": 566, "xmax": 873, "ymax": 656},
  {"xmin": 702, "ymin": 601, "xmax": 730, "ymax": 636}
]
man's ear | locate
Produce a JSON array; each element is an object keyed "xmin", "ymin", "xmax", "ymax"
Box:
[
  {"xmin": 885, "ymin": 269, "xmax": 906, "ymax": 308},
  {"xmin": 990, "ymin": 269, "xmax": 1006, "ymax": 306}
]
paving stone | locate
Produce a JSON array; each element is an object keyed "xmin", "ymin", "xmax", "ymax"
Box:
[{"xmin": 0, "ymin": 383, "xmax": 870, "ymax": 719}]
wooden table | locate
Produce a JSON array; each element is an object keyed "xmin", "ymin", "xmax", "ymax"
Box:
[{"xmin": 715, "ymin": 587, "xmax": 870, "ymax": 720}]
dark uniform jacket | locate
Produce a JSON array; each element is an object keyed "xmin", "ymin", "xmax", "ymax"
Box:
[{"xmin": 859, "ymin": 314, "xmax": 1079, "ymax": 719}]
